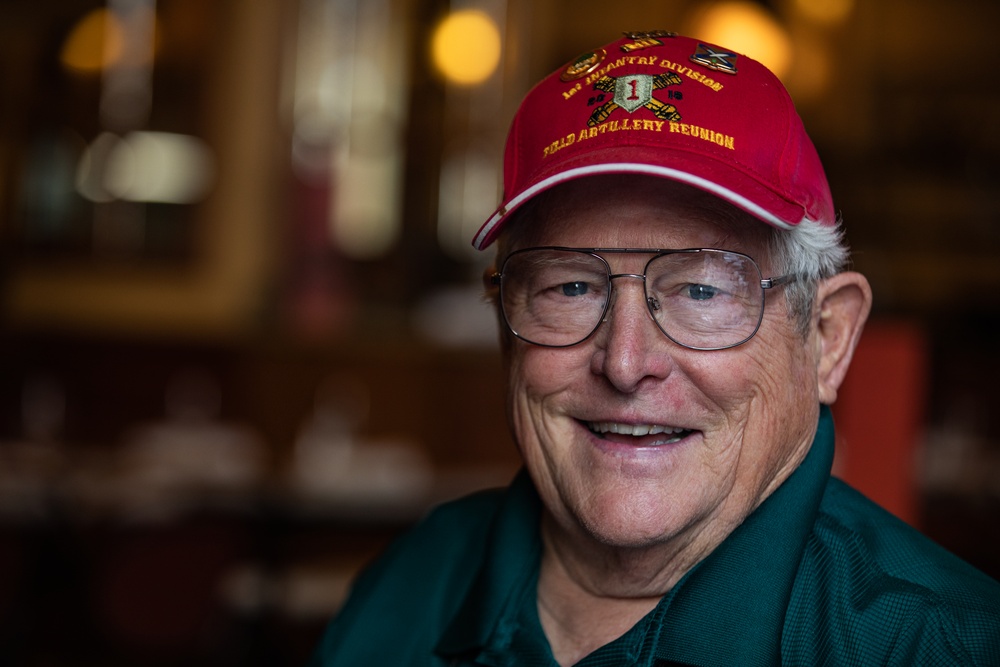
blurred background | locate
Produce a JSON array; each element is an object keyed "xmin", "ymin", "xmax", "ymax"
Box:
[{"xmin": 0, "ymin": 0, "xmax": 998, "ymax": 664}]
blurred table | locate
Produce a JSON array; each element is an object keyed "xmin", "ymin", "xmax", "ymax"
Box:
[{"xmin": 0, "ymin": 437, "xmax": 514, "ymax": 667}]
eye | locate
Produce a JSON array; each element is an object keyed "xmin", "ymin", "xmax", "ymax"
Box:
[
  {"xmin": 561, "ymin": 281, "xmax": 590, "ymax": 297},
  {"xmin": 685, "ymin": 284, "xmax": 718, "ymax": 300}
]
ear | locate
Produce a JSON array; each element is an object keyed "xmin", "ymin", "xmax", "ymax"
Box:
[{"xmin": 814, "ymin": 271, "xmax": 872, "ymax": 405}]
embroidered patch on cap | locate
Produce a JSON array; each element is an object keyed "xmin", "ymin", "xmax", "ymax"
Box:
[
  {"xmin": 560, "ymin": 48, "xmax": 607, "ymax": 82},
  {"xmin": 620, "ymin": 30, "xmax": 677, "ymax": 53},
  {"xmin": 588, "ymin": 73, "xmax": 683, "ymax": 126},
  {"xmin": 690, "ymin": 43, "xmax": 739, "ymax": 75}
]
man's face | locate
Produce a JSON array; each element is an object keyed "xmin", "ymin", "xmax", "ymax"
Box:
[{"xmin": 502, "ymin": 175, "xmax": 822, "ymax": 558}]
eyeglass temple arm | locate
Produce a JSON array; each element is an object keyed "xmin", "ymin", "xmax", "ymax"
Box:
[
  {"xmin": 761, "ymin": 274, "xmax": 798, "ymax": 290},
  {"xmin": 484, "ymin": 269, "xmax": 503, "ymax": 291}
]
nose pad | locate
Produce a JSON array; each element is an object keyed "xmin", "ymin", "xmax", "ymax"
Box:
[
  {"xmin": 602, "ymin": 289, "xmax": 617, "ymax": 323},
  {"xmin": 602, "ymin": 275, "xmax": 651, "ymax": 325}
]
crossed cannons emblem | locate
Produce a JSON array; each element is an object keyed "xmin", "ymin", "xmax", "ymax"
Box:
[{"xmin": 588, "ymin": 72, "xmax": 683, "ymax": 127}]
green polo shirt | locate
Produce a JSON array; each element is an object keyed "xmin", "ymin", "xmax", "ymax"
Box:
[{"xmin": 309, "ymin": 407, "xmax": 1000, "ymax": 666}]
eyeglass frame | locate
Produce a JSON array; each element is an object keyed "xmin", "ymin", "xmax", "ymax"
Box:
[{"xmin": 488, "ymin": 247, "xmax": 798, "ymax": 351}]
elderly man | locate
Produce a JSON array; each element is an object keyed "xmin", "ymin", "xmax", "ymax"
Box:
[{"xmin": 310, "ymin": 32, "xmax": 1000, "ymax": 666}]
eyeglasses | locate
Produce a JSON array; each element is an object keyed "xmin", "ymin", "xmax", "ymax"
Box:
[{"xmin": 490, "ymin": 247, "xmax": 797, "ymax": 351}]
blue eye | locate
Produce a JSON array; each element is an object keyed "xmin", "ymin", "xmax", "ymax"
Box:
[
  {"xmin": 686, "ymin": 284, "xmax": 718, "ymax": 300},
  {"xmin": 561, "ymin": 282, "xmax": 590, "ymax": 297}
]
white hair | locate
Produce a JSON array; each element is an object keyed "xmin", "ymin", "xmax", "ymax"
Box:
[{"xmin": 767, "ymin": 217, "xmax": 851, "ymax": 334}]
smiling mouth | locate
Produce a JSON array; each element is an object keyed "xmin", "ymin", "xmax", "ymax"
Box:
[{"xmin": 586, "ymin": 421, "xmax": 694, "ymax": 445}]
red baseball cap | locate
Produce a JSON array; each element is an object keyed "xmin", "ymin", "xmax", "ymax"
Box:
[{"xmin": 472, "ymin": 31, "xmax": 834, "ymax": 250}]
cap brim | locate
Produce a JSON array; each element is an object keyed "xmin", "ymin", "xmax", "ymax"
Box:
[{"xmin": 473, "ymin": 146, "xmax": 809, "ymax": 251}]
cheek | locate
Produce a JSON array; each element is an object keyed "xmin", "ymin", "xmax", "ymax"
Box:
[
  {"xmin": 505, "ymin": 346, "xmax": 591, "ymax": 457},
  {"xmin": 675, "ymin": 351, "xmax": 760, "ymax": 422},
  {"xmin": 727, "ymin": 334, "xmax": 820, "ymax": 465},
  {"xmin": 684, "ymin": 329, "xmax": 817, "ymax": 442},
  {"xmin": 505, "ymin": 348, "xmax": 585, "ymax": 498},
  {"xmin": 751, "ymin": 332, "xmax": 818, "ymax": 416},
  {"xmin": 507, "ymin": 346, "xmax": 586, "ymax": 404},
  {"xmin": 740, "ymin": 312, "xmax": 818, "ymax": 400}
]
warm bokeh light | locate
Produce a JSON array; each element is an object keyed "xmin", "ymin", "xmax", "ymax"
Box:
[
  {"xmin": 685, "ymin": 1, "xmax": 793, "ymax": 81},
  {"xmin": 785, "ymin": 42, "xmax": 831, "ymax": 103},
  {"xmin": 60, "ymin": 8, "xmax": 125, "ymax": 73},
  {"xmin": 77, "ymin": 132, "xmax": 215, "ymax": 204},
  {"xmin": 60, "ymin": 6, "xmax": 160, "ymax": 76},
  {"xmin": 792, "ymin": 0, "xmax": 855, "ymax": 25},
  {"xmin": 430, "ymin": 9, "xmax": 502, "ymax": 86},
  {"xmin": 110, "ymin": 132, "xmax": 215, "ymax": 204}
]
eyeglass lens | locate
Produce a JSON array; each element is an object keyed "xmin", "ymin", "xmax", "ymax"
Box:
[{"xmin": 499, "ymin": 248, "xmax": 766, "ymax": 350}]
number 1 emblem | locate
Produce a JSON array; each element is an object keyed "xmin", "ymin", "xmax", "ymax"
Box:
[
  {"xmin": 614, "ymin": 75, "xmax": 653, "ymax": 112},
  {"xmin": 588, "ymin": 72, "xmax": 683, "ymax": 126}
]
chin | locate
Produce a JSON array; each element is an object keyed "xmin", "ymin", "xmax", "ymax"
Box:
[{"xmin": 570, "ymin": 489, "xmax": 702, "ymax": 551}]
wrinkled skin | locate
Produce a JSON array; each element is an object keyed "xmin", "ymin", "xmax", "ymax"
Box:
[{"xmin": 495, "ymin": 175, "xmax": 872, "ymax": 665}]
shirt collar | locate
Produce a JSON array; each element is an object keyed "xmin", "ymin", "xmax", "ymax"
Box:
[
  {"xmin": 436, "ymin": 468, "xmax": 543, "ymax": 660},
  {"xmin": 437, "ymin": 407, "xmax": 835, "ymax": 666},
  {"xmin": 651, "ymin": 405, "xmax": 834, "ymax": 665}
]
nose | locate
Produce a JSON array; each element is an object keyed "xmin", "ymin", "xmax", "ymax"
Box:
[{"xmin": 590, "ymin": 275, "xmax": 676, "ymax": 392}]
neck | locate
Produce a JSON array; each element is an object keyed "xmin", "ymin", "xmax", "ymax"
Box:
[
  {"xmin": 537, "ymin": 553, "xmax": 660, "ymax": 667},
  {"xmin": 535, "ymin": 514, "xmax": 714, "ymax": 666}
]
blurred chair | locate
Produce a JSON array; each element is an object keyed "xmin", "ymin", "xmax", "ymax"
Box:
[
  {"xmin": 833, "ymin": 319, "xmax": 928, "ymax": 526},
  {"xmin": 90, "ymin": 517, "xmax": 252, "ymax": 665}
]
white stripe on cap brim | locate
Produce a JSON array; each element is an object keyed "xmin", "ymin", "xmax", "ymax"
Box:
[{"xmin": 472, "ymin": 162, "xmax": 801, "ymax": 250}]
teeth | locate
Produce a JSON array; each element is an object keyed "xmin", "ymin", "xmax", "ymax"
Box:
[{"xmin": 588, "ymin": 422, "xmax": 686, "ymax": 436}]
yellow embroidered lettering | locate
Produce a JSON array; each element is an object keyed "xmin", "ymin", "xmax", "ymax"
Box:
[
  {"xmin": 573, "ymin": 117, "xmax": 666, "ymax": 140},
  {"xmin": 659, "ymin": 58, "xmax": 724, "ymax": 91},
  {"xmin": 667, "ymin": 122, "xmax": 734, "ymax": 150},
  {"xmin": 563, "ymin": 82, "xmax": 583, "ymax": 100},
  {"xmin": 542, "ymin": 133, "xmax": 576, "ymax": 158}
]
